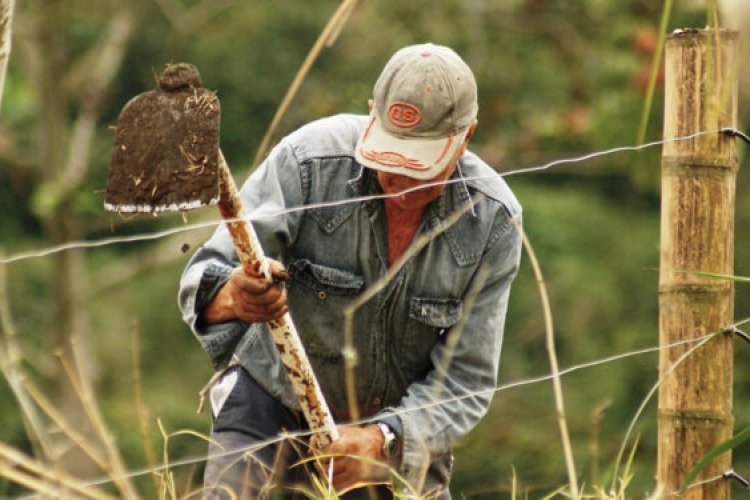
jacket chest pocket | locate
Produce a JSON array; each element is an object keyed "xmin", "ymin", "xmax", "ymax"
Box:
[
  {"xmin": 400, "ymin": 297, "xmax": 463, "ymax": 379},
  {"xmin": 287, "ymin": 259, "xmax": 364, "ymax": 360}
]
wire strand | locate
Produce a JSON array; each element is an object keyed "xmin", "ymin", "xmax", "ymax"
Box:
[
  {"xmin": 0, "ymin": 128, "xmax": 734, "ymax": 266},
  {"xmin": 61, "ymin": 330, "xmax": 718, "ymax": 490}
]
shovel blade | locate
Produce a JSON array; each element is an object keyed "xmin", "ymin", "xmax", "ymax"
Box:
[{"xmin": 104, "ymin": 64, "xmax": 221, "ymax": 213}]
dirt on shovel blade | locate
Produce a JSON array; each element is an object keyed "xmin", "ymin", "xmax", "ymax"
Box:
[{"xmin": 104, "ymin": 63, "xmax": 221, "ymax": 213}]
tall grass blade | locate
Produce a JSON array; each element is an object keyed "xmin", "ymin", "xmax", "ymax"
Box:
[
  {"xmin": 678, "ymin": 424, "xmax": 750, "ymax": 494},
  {"xmin": 636, "ymin": 0, "xmax": 674, "ymax": 145},
  {"xmin": 678, "ymin": 270, "xmax": 750, "ymax": 283},
  {"xmin": 516, "ymin": 221, "xmax": 579, "ymax": 498},
  {"xmin": 250, "ymin": 0, "xmax": 360, "ymax": 171}
]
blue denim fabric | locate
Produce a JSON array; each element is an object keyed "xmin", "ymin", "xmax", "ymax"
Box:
[
  {"xmin": 178, "ymin": 114, "xmax": 522, "ymax": 496},
  {"xmin": 204, "ymin": 366, "xmax": 309, "ymax": 498}
]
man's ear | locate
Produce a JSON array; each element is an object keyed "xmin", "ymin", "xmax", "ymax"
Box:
[
  {"xmin": 460, "ymin": 120, "xmax": 478, "ymax": 154},
  {"xmin": 368, "ymin": 99, "xmax": 374, "ymax": 112},
  {"xmin": 464, "ymin": 120, "xmax": 478, "ymax": 143}
]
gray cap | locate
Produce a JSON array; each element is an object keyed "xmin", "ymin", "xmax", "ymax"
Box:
[{"xmin": 355, "ymin": 43, "xmax": 478, "ymax": 179}]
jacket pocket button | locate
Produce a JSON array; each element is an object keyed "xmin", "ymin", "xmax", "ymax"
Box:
[{"xmin": 318, "ymin": 291, "xmax": 327, "ymax": 300}]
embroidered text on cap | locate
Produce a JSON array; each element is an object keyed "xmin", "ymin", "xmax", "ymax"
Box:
[{"xmin": 388, "ymin": 102, "xmax": 422, "ymax": 128}]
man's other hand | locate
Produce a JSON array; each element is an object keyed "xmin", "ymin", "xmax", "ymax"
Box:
[
  {"xmin": 202, "ymin": 259, "xmax": 289, "ymax": 324},
  {"xmin": 318, "ymin": 425, "xmax": 391, "ymax": 493}
]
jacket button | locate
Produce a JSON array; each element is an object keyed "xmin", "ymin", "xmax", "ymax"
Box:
[
  {"xmin": 318, "ymin": 291, "xmax": 327, "ymax": 300},
  {"xmin": 372, "ymin": 397, "xmax": 381, "ymax": 406}
]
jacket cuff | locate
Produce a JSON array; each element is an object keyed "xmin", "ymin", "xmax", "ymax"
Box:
[
  {"xmin": 191, "ymin": 264, "xmax": 247, "ymax": 369},
  {"xmin": 197, "ymin": 321, "xmax": 248, "ymax": 369},
  {"xmin": 397, "ymin": 410, "xmax": 429, "ymax": 486},
  {"xmin": 376, "ymin": 414, "xmax": 403, "ymax": 442},
  {"xmin": 195, "ymin": 264, "xmax": 233, "ymax": 319}
]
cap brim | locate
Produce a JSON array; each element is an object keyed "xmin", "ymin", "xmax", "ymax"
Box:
[{"xmin": 355, "ymin": 110, "xmax": 469, "ymax": 180}]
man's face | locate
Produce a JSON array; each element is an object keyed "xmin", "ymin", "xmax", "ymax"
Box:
[
  {"xmin": 367, "ymin": 99, "xmax": 476, "ymax": 210},
  {"xmin": 376, "ymin": 160, "xmax": 457, "ymax": 211}
]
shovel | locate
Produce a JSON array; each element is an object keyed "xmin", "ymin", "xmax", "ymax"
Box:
[{"xmin": 104, "ymin": 63, "xmax": 339, "ymax": 447}]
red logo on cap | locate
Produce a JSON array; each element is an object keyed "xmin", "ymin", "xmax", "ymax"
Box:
[{"xmin": 388, "ymin": 102, "xmax": 422, "ymax": 128}]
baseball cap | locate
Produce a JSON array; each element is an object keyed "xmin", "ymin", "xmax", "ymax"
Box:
[{"xmin": 355, "ymin": 43, "xmax": 478, "ymax": 180}]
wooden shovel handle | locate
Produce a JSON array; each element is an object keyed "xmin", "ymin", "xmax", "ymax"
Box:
[{"xmin": 216, "ymin": 151, "xmax": 339, "ymax": 447}]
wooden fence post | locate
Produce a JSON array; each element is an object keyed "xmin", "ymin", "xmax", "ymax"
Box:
[{"xmin": 658, "ymin": 29, "xmax": 738, "ymax": 498}]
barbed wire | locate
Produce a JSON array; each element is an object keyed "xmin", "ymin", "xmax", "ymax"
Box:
[
  {"xmin": 66, "ymin": 327, "xmax": 734, "ymax": 490},
  {"xmin": 0, "ymin": 128, "xmax": 737, "ymax": 267},
  {"xmin": 679, "ymin": 468, "xmax": 750, "ymax": 494},
  {"xmin": 681, "ymin": 474, "xmax": 725, "ymax": 493},
  {"xmin": 68, "ymin": 316, "xmax": 748, "ymax": 493}
]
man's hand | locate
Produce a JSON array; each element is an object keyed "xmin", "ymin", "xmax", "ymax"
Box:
[
  {"xmin": 317, "ymin": 425, "xmax": 391, "ymax": 493},
  {"xmin": 201, "ymin": 259, "xmax": 289, "ymax": 324}
]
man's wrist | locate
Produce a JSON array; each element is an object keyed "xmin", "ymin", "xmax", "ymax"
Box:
[
  {"xmin": 366, "ymin": 423, "xmax": 386, "ymax": 461},
  {"xmin": 200, "ymin": 282, "xmax": 236, "ymax": 325}
]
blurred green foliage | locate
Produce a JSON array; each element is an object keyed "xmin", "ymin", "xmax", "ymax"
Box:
[{"xmin": 1, "ymin": 0, "xmax": 749, "ymax": 497}]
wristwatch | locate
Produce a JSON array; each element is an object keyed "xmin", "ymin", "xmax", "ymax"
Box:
[{"xmin": 376, "ymin": 422, "xmax": 398, "ymax": 459}]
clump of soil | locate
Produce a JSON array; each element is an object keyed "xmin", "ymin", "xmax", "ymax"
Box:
[
  {"xmin": 158, "ymin": 62, "xmax": 203, "ymax": 91},
  {"xmin": 105, "ymin": 63, "xmax": 221, "ymax": 213}
]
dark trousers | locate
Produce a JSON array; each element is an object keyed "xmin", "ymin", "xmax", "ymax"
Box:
[{"xmin": 203, "ymin": 367, "xmax": 392, "ymax": 499}]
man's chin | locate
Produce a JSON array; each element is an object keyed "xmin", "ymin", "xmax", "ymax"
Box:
[{"xmin": 386, "ymin": 194, "xmax": 432, "ymax": 211}]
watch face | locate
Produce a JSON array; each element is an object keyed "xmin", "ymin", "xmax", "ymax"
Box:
[
  {"xmin": 386, "ymin": 437, "xmax": 397, "ymax": 457},
  {"xmin": 378, "ymin": 422, "xmax": 397, "ymax": 458}
]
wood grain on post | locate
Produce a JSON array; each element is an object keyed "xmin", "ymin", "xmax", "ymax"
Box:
[{"xmin": 658, "ymin": 29, "xmax": 738, "ymax": 498}]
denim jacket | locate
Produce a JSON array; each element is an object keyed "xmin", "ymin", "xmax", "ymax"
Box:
[{"xmin": 178, "ymin": 114, "xmax": 522, "ymax": 494}]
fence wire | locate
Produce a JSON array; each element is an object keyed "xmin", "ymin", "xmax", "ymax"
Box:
[
  {"xmin": 65, "ymin": 325, "xmax": 740, "ymax": 490},
  {"xmin": 0, "ymin": 128, "xmax": 737, "ymax": 266}
]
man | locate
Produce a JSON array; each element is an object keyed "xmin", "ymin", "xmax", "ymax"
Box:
[{"xmin": 178, "ymin": 43, "xmax": 522, "ymax": 498}]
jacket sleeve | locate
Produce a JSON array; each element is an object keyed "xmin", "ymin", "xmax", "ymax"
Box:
[
  {"xmin": 380, "ymin": 210, "xmax": 522, "ymax": 486},
  {"xmin": 177, "ymin": 140, "xmax": 306, "ymax": 369}
]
